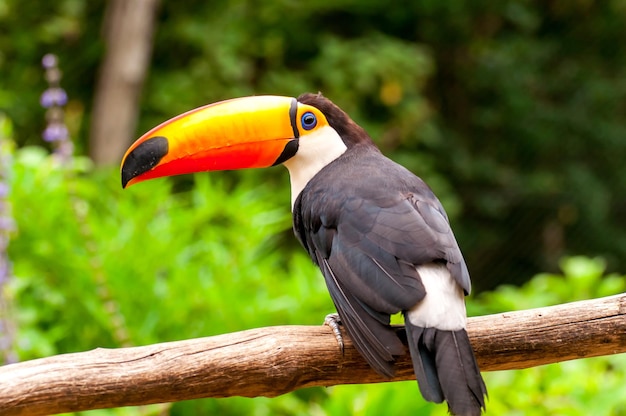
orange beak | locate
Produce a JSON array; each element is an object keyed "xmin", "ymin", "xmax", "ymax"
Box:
[{"xmin": 121, "ymin": 95, "xmax": 304, "ymax": 188}]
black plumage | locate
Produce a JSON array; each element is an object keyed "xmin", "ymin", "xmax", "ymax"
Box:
[{"xmin": 293, "ymin": 93, "xmax": 487, "ymax": 415}]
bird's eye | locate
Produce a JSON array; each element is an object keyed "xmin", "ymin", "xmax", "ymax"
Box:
[{"xmin": 301, "ymin": 112, "xmax": 317, "ymax": 130}]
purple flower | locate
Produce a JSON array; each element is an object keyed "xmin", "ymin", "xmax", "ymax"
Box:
[
  {"xmin": 40, "ymin": 88, "xmax": 68, "ymax": 108},
  {"xmin": 42, "ymin": 122, "xmax": 69, "ymax": 142},
  {"xmin": 54, "ymin": 140, "xmax": 74, "ymax": 163},
  {"xmin": 40, "ymin": 53, "xmax": 73, "ymax": 162},
  {"xmin": 0, "ymin": 216, "xmax": 15, "ymax": 232},
  {"xmin": 41, "ymin": 54, "xmax": 58, "ymax": 69},
  {"xmin": 0, "ymin": 247, "xmax": 8, "ymax": 284}
]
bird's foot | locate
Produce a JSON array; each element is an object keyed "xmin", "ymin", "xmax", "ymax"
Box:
[{"xmin": 324, "ymin": 313, "xmax": 344, "ymax": 354}]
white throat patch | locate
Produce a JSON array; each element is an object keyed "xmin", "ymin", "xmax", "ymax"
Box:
[{"xmin": 283, "ymin": 125, "xmax": 347, "ymax": 209}]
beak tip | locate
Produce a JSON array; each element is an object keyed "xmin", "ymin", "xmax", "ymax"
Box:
[
  {"xmin": 120, "ymin": 161, "xmax": 137, "ymax": 189},
  {"xmin": 119, "ymin": 136, "xmax": 169, "ymax": 189}
]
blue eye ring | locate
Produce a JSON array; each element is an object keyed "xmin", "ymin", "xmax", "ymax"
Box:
[{"xmin": 301, "ymin": 112, "xmax": 317, "ymax": 130}]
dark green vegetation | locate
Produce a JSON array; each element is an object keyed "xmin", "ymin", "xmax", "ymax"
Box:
[
  {"xmin": 1, "ymin": 0, "xmax": 626, "ymax": 414},
  {"xmin": 3, "ymin": 1, "xmax": 626, "ymax": 289}
]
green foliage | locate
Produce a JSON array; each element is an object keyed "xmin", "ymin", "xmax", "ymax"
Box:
[
  {"xmin": 4, "ymin": 0, "xmax": 626, "ymax": 292},
  {"xmin": 410, "ymin": 1, "xmax": 626, "ymax": 289},
  {"xmin": 9, "ymin": 147, "xmax": 330, "ymax": 357},
  {"xmin": 471, "ymin": 256, "xmax": 626, "ymax": 315},
  {"xmin": 0, "ymin": 0, "xmax": 101, "ymax": 150},
  {"xmin": 6, "ymin": 149, "xmax": 626, "ymax": 415}
]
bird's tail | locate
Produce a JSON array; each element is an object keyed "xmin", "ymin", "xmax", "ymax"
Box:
[{"xmin": 405, "ymin": 323, "xmax": 487, "ymax": 416}]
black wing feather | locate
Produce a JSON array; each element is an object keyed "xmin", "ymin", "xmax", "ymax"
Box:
[{"xmin": 319, "ymin": 256, "xmax": 403, "ymax": 377}]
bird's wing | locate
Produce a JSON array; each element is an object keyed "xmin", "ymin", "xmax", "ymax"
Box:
[{"xmin": 295, "ymin": 189, "xmax": 470, "ymax": 377}]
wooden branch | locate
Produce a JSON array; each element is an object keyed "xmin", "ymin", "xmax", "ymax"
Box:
[{"xmin": 1, "ymin": 294, "xmax": 625, "ymax": 416}]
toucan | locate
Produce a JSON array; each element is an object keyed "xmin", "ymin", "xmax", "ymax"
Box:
[{"xmin": 121, "ymin": 93, "xmax": 487, "ymax": 415}]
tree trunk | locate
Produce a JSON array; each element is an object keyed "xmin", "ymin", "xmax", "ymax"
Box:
[{"xmin": 89, "ymin": 0, "xmax": 160, "ymax": 165}]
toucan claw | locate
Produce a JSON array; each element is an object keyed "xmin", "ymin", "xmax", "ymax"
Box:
[{"xmin": 324, "ymin": 313, "xmax": 344, "ymax": 355}]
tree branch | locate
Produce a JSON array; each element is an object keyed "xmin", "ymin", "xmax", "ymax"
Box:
[{"xmin": 1, "ymin": 294, "xmax": 625, "ymax": 415}]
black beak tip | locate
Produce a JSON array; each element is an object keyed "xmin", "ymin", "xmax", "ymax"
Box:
[
  {"xmin": 121, "ymin": 173, "xmax": 131, "ymax": 189},
  {"xmin": 120, "ymin": 136, "xmax": 169, "ymax": 189}
]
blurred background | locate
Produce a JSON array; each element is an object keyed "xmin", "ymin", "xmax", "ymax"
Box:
[{"xmin": 1, "ymin": 0, "xmax": 626, "ymax": 414}]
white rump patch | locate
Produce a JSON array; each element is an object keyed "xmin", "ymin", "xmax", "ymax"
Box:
[
  {"xmin": 407, "ymin": 263, "xmax": 467, "ymax": 331},
  {"xmin": 283, "ymin": 125, "xmax": 347, "ymax": 209}
]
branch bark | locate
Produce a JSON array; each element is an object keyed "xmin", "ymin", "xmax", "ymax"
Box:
[{"xmin": 1, "ymin": 294, "xmax": 625, "ymax": 416}]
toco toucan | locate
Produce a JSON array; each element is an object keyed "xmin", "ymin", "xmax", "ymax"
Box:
[{"xmin": 121, "ymin": 93, "xmax": 487, "ymax": 415}]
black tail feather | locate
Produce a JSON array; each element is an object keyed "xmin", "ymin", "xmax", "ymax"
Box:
[
  {"xmin": 405, "ymin": 323, "xmax": 487, "ymax": 416},
  {"xmin": 407, "ymin": 326, "xmax": 445, "ymax": 403}
]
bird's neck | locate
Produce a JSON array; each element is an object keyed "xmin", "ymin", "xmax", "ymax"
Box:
[{"xmin": 283, "ymin": 125, "xmax": 348, "ymax": 210}]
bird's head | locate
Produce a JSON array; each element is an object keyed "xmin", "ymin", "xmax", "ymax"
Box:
[{"xmin": 121, "ymin": 93, "xmax": 373, "ymax": 189}]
